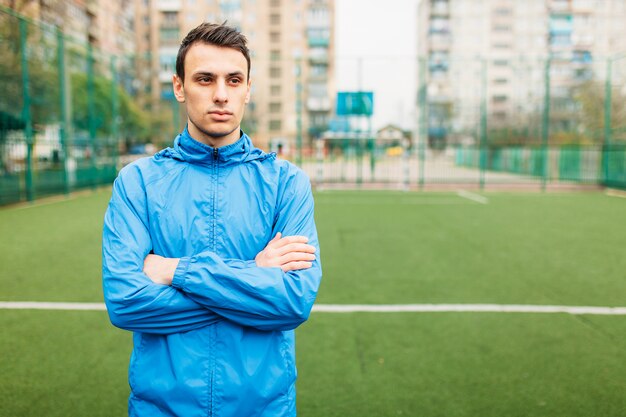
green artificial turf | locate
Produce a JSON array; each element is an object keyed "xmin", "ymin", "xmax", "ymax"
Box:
[
  {"xmin": 297, "ymin": 313, "xmax": 626, "ymax": 417},
  {"xmin": 1, "ymin": 189, "xmax": 625, "ymax": 416}
]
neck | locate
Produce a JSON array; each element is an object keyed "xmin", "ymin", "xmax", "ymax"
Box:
[{"xmin": 187, "ymin": 122, "xmax": 241, "ymax": 148}]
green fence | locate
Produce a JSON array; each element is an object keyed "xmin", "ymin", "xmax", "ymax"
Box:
[
  {"xmin": 0, "ymin": 7, "xmax": 166, "ymax": 205},
  {"xmin": 302, "ymin": 52, "xmax": 626, "ymax": 190}
]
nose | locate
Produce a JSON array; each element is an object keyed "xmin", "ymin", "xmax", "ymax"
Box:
[{"xmin": 213, "ymin": 79, "xmax": 228, "ymax": 103}]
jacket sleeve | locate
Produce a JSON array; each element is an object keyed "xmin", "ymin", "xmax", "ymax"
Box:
[
  {"xmin": 102, "ymin": 165, "xmax": 221, "ymax": 335},
  {"xmin": 171, "ymin": 168, "xmax": 322, "ymax": 332}
]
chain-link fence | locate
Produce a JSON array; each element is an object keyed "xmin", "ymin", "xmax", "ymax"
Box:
[
  {"xmin": 303, "ymin": 54, "xmax": 626, "ymax": 190},
  {"xmin": 0, "ymin": 7, "xmax": 168, "ymax": 205}
]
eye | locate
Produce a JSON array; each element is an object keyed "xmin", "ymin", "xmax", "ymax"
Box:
[{"xmin": 229, "ymin": 77, "xmax": 243, "ymax": 85}]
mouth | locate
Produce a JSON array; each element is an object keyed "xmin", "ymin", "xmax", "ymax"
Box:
[{"xmin": 208, "ymin": 110, "xmax": 233, "ymax": 121}]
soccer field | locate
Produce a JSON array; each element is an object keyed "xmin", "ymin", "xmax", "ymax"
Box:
[{"xmin": 1, "ymin": 189, "xmax": 625, "ymax": 416}]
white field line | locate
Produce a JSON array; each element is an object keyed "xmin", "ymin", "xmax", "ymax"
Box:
[
  {"xmin": 2, "ymin": 302, "xmax": 626, "ymax": 316},
  {"xmin": 10, "ymin": 196, "xmax": 79, "ymax": 210},
  {"xmin": 0, "ymin": 302, "xmax": 107, "ymax": 311},
  {"xmin": 456, "ymin": 190, "xmax": 489, "ymax": 204},
  {"xmin": 317, "ymin": 198, "xmax": 471, "ymax": 205},
  {"xmin": 313, "ymin": 304, "xmax": 626, "ymax": 315},
  {"xmin": 606, "ymin": 189, "xmax": 626, "ymax": 199}
]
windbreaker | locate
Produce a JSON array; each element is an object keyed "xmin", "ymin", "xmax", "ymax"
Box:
[{"xmin": 102, "ymin": 127, "xmax": 322, "ymax": 417}]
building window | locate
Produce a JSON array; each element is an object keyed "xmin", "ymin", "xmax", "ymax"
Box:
[
  {"xmin": 270, "ymin": 13, "xmax": 280, "ymax": 25},
  {"xmin": 270, "ymin": 32, "xmax": 280, "ymax": 43},
  {"xmin": 270, "ymin": 49, "xmax": 281, "ymax": 61},
  {"xmin": 159, "ymin": 28, "xmax": 180, "ymax": 43},
  {"xmin": 493, "ymin": 25, "xmax": 510, "ymax": 32},
  {"xmin": 310, "ymin": 64, "xmax": 327, "ymax": 77},
  {"xmin": 270, "ymin": 0, "xmax": 280, "ymax": 7},
  {"xmin": 270, "ymin": 67, "xmax": 281, "ymax": 78},
  {"xmin": 269, "ymin": 120, "xmax": 282, "ymax": 131},
  {"xmin": 161, "ymin": 11, "xmax": 178, "ymax": 27},
  {"xmin": 270, "ymin": 85, "xmax": 281, "ymax": 95},
  {"xmin": 269, "ymin": 102, "xmax": 281, "ymax": 113}
]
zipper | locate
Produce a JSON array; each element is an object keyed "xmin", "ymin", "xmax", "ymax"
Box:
[
  {"xmin": 209, "ymin": 147, "xmax": 218, "ymax": 417},
  {"xmin": 212, "ymin": 147, "xmax": 218, "ymax": 253}
]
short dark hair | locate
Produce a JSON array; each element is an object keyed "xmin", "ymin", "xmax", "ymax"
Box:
[{"xmin": 176, "ymin": 22, "xmax": 251, "ymax": 83}]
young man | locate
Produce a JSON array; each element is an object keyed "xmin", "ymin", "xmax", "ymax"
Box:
[{"xmin": 102, "ymin": 23, "xmax": 322, "ymax": 417}]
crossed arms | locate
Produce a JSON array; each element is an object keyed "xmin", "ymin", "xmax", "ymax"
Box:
[
  {"xmin": 102, "ymin": 165, "xmax": 322, "ymax": 335},
  {"xmin": 144, "ymin": 232, "xmax": 316, "ymax": 285}
]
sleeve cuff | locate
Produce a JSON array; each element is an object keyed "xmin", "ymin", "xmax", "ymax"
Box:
[{"xmin": 171, "ymin": 256, "xmax": 192, "ymax": 290}]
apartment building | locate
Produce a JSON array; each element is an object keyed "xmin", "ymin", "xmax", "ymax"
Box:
[
  {"xmin": 417, "ymin": 0, "xmax": 626, "ymax": 144},
  {"xmin": 136, "ymin": 0, "xmax": 335, "ymax": 151},
  {"xmin": 1, "ymin": 0, "xmax": 136, "ymax": 56}
]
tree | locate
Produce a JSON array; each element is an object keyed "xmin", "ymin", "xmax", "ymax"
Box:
[{"xmin": 573, "ymin": 80, "xmax": 626, "ymax": 144}]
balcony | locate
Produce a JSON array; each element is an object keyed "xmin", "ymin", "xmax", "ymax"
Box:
[
  {"xmin": 306, "ymin": 97, "xmax": 331, "ymax": 112},
  {"xmin": 157, "ymin": 0, "xmax": 181, "ymax": 12},
  {"xmin": 549, "ymin": 0, "xmax": 571, "ymax": 12},
  {"xmin": 307, "ymin": 28, "xmax": 330, "ymax": 47},
  {"xmin": 308, "ymin": 36, "xmax": 330, "ymax": 47},
  {"xmin": 429, "ymin": 33, "xmax": 451, "ymax": 50},
  {"xmin": 430, "ymin": 0, "xmax": 450, "ymax": 16}
]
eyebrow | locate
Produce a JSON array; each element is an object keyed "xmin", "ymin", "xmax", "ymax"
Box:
[{"xmin": 192, "ymin": 71, "xmax": 245, "ymax": 78}]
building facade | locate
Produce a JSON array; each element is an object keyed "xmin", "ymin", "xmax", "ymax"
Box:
[{"xmin": 417, "ymin": 0, "xmax": 626, "ymax": 145}]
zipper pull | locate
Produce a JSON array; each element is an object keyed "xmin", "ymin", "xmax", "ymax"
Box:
[{"xmin": 213, "ymin": 148, "xmax": 218, "ymax": 160}]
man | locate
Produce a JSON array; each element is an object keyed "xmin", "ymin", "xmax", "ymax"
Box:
[{"xmin": 102, "ymin": 22, "xmax": 322, "ymax": 417}]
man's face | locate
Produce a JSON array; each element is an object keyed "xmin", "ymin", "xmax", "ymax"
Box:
[{"xmin": 173, "ymin": 42, "xmax": 251, "ymax": 147}]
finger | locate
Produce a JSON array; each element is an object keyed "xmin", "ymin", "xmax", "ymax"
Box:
[
  {"xmin": 279, "ymin": 252, "xmax": 316, "ymax": 264},
  {"xmin": 276, "ymin": 243, "xmax": 316, "ymax": 256},
  {"xmin": 281, "ymin": 261, "xmax": 313, "ymax": 272},
  {"xmin": 263, "ymin": 232, "xmax": 282, "ymax": 250},
  {"xmin": 273, "ymin": 235, "xmax": 309, "ymax": 248}
]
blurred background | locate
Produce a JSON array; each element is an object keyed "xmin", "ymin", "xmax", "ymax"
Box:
[{"xmin": 1, "ymin": 0, "xmax": 625, "ymax": 205}]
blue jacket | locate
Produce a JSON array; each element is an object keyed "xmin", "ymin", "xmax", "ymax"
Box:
[{"xmin": 102, "ymin": 128, "xmax": 322, "ymax": 416}]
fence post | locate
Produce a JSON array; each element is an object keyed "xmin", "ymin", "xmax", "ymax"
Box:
[
  {"xmin": 57, "ymin": 27, "xmax": 70, "ymax": 195},
  {"xmin": 295, "ymin": 58, "xmax": 303, "ymax": 166},
  {"xmin": 19, "ymin": 18, "xmax": 34, "ymax": 202},
  {"xmin": 541, "ymin": 56, "xmax": 551, "ymax": 191},
  {"xmin": 315, "ymin": 137, "xmax": 323, "ymax": 186},
  {"xmin": 87, "ymin": 43, "xmax": 97, "ymax": 188},
  {"xmin": 418, "ymin": 57, "xmax": 427, "ymax": 190},
  {"xmin": 110, "ymin": 55, "xmax": 119, "ymax": 176},
  {"xmin": 603, "ymin": 57, "xmax": 613, "ymax": 185},
  {"xmin": 479, "ymin": 58, "xmax": 488, "ymax": 190}
]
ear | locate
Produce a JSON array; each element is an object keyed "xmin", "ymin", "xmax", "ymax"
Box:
[
  {"xmin": 245, "ymin": 78, "xmax": 251, "ymax": 104},
  {"xmin": 173, "ymin": 75, "xmax": 185, "ymax": 103}
]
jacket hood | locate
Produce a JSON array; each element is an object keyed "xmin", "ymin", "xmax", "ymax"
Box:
[{"xmin": 155, "ymin": 126, "xmax": 273, "ymax": 167}]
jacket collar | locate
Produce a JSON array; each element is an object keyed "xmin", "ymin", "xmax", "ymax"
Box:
[{"xmin": 163, "ymin": 126, "xmax": 268, "ymax": 167}]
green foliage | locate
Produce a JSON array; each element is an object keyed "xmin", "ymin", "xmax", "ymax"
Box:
[
  {"xmin": 70, "ymin": 73, "xmax": 148, "ymax": 140},
  {"xmin": 573, "ymin": 80, "xmax": 626, "ymax": 143}
]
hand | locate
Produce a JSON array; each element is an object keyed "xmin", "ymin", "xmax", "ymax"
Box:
[
  {"xmin": 143, "ymin": 254, "xmax": 180, "ymax": 285},
  {"xmin": 255, "ymin": 232, "xmax": 316, "ymax": 272}
]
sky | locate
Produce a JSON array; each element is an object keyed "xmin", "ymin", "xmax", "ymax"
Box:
[{"xmin": 335, "ymin": 0, "xmax": 420, "ymax": 131}]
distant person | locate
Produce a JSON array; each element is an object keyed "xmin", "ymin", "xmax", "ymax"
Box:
[{"xmin": 102, "ymin": 22, "xmax": 322, "ymax": 416}]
